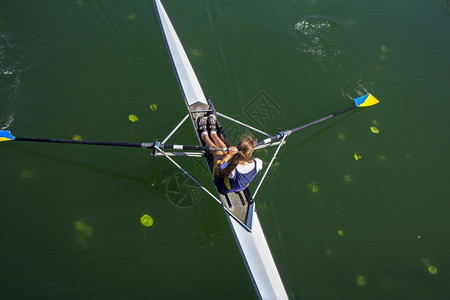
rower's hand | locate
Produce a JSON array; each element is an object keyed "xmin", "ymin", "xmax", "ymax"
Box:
[{"xmin": 228, "ymin": 146, "xmax": 238, "ymax": 154}]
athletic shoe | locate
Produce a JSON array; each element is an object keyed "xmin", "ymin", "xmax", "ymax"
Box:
[
  {"xmin": 196, "ymin": 116, "xmax": 207, "ymax": 134},
  {"xmin": 207, "ymin": 114, "xmax": 217, "ymax": 132}
]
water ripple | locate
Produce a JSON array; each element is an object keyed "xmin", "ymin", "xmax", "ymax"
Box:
[
  {"xmin": 292, "ymin": 15, "xmax": 373, "ymax": 99},
  {"xmin": 0, "ymin": 20, "xmax": 28, "ymax": 129},
  {"xmin": 294, "ymin": 15, "xmax": 346, "ymax": 59}
]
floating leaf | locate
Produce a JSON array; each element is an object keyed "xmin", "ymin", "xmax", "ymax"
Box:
[
  {"xmin": 127, "ymin": 13, "xmax": 137, "ymax": 21},
  {"xmin": 337, "ymin": 230, "xmax": 344, "ymax": 236},
  {"xmin": 129, "ymin": 114, "xmax": 139, "ymax": 122},
  {"xmin": 372, "ymin": 120, "xmax": 379, "ymax": 126},
  {"xmin": 356, "ymin": 275, "xmax": 367, "ymax": 287},
  {"xmin": 20, "ymin": 169, "xmax": 32, "ymax": 179},
  {"xmin": 370, "ymin": 126, "xmax": 380, "ymax": 134},
  {"xmin": 338, "ymin": 132, "xmax": 346, "ymax": 141},
  {"xmin": 74, "ymin": 220, "xmax": 92, "ymax": 236},
  {"xmin": 72, "ymin": 134, "xmax": 82, "ymax": 141},
  {"xmin": 191, "ymin": 48, "xmax": 202, "ymax": 57},
  {"xmin": 422, "ymin": 258, "xmax": 438, "ymax": 275},
  {"xmin": 141, "ymin": 214, "xmax": 154, "ymax": 227},
  {"xmin": 308, "ymin": 182, "xmax": 320, "ymax": 192},
  {"xmin": 428, "ymin": 266, "xmax": 438, "ymax": 275},
  {"xmin": 344, "ymin": 174, "xmax": 352, "ymax": 182},
  {"xmin": 354, "ymin": 152, "xmax": 362, "ymax": 161},
  {"xmin": 74, "ymin": 219, "xmax": 93, "ymax": 246},
  {"xmin": 149, "ymin": 104, "xmax": 158, "ymax": 111},
  {"xmin": 380, "ymin": 45, "xmax": 389, "ymax": 52}
]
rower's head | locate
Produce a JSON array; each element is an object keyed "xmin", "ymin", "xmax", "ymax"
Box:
[
  {"xmin": 237, "ymin": 135, "xmax": 256, "ymax": 162},
  {"xmin": 220, "ymin": 135, "xmax": 257, "ymax": 177}
]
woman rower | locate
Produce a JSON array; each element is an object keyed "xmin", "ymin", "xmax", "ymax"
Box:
[{"xmin": 197, "ymin": 115, "xmax": 263, "ymax": 194}]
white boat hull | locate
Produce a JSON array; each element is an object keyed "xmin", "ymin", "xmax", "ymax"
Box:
[{"xmin": 154, "ymin": 1, "xmax": 287, "ymax": 298}]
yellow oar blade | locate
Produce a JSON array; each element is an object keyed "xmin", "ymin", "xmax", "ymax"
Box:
[
  {"xmin": 354, "ymin": 93, "xmax": 380, "ymax": 107},
  {"xmin": 0, "ymin": 130, "xmax": 15, "ymax": 142}
]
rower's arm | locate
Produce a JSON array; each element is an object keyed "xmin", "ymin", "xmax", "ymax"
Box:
[{"xmin": 222, "ymin": 153, "xmax": 233, "ymax": 163}]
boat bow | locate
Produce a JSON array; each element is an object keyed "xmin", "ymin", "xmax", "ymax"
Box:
[{"xmin": 154, "ymin": 0, "xmax": 208, "ymax": 107}]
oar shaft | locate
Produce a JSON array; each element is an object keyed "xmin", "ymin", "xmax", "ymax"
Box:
[
  {"xmin": 14, "ymin": 137, "xmax": 147, "ymax": 148},
  {"xmin": 256, "ymin": 105, "xmax": 357, "ymax": 147},
  {"xmin": 12, "ymin": 136, "xmax": 226, "ymax": 151},
  {"xmin": 289, "ymin": 105, "xmax": 356, "ymax": 135}
]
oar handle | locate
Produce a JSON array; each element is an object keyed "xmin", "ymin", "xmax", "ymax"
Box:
[{"xmin": 157, "ymin": 143, "xmax": 226, "ymax": 151}]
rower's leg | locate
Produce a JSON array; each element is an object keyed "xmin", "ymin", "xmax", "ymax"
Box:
[
  {"xmin": 209, "ymin": 133, "xmax": 228, "ymax": 161},
  {"xmin": 201, "ymin": 133, "xmax": 226, "ymax": 157},
  {"xmin": 210, "ymin": 133, "xmax": 227, "ymax": 149},
  {"xmin": 207, "ymin": 114, "xmax": 228, "ymax": 149}
]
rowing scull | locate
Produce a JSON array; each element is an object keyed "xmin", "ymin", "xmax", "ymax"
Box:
[
  {"xmin": 153, "ymin": 0, "xmax": 288, "ymax": 298},
  {"xmin": 0, "ymin": 2, "xmax": 379, "ymax": 298}
]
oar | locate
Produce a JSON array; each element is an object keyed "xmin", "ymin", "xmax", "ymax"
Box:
[
  {"xmin": 0, "ymin": 131, "xmax": 226, "ymax": 151},
  {"xmin": 256, "ymin": 93, "xmax": 380, "ymax": 147}
]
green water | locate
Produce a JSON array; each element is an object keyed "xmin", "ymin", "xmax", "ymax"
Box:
[{"xmin": 1, "ymin": 0, "xmax": 449, "ymax": 299}]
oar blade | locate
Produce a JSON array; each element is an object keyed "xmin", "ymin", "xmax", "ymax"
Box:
[
  {"xmin": 354, "ymin": 93, "xmax": 379, "ymax": 107},
  {"xmin": 0, "ymin": 130, "xmax": 15, "ymax": 142}
]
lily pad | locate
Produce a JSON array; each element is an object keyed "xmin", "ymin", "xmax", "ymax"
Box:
[
  {"xmin": 428, "ymin": 266, "xmax": 438, "ymax": 275},
  {"xmin": 191, "ymin": 48, "xmax": 202, "ymax": 57},
  {"xmin": 338, "ymin": 132, "xmax": 346, "ymax": 141},
  {"xmin": 422, "ymin": 258, "xmax": 438, "ymax": 275},
  {"xmin": 141, "ymin": 214, "xmax": 154, "ymax": 227},
  {"xmin": 72, "ymin": 134, "xmax": 82, "ymax": 141},
  {"xmin": 129, "ymin": 114, "xmax": 139, "ymax": 122},
  {"xmin": 370, "ymin": 126, "xmax": 380, "ymax": 134},
  {"xmin": 308, "ymin": 182, "xmax": 320, "ymax": 192},
  {"xmin": 356, "ymin": 275, "xmax": 367, "ymax": 287}
]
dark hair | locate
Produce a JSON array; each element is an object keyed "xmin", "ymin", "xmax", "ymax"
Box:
[{"xmin": 220, "ymin": 135, "xmax": 256, "ymax": 177}]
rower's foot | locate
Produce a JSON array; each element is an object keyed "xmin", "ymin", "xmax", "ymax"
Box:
[
  {"xmin": 207, "ymin": 114, "xmax": 217, "ymax": 135},
  {"xmin": 196, "ymin": 116, "xmax": 208, "ymax": 139},
  {"xmin": 215, "ymin": 114, "xmax": 223, "ymax": 130}
]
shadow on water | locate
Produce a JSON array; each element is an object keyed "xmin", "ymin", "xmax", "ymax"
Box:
[
  {"xmin": 20, "ymin": 147, "xmax": 171, "ymax": 188},
  {"xmin": 16, "ymin": 146, "xmax": 216, "ymax": 212}
]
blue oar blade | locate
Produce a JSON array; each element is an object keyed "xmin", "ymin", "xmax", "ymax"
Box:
[
  {"xmin": 354, "ymin": 93, "xmax": 380, "ymax": 107},
  {"xmin": 0, "ymin": 130, "xmax": 16, "ymax": 142}
]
